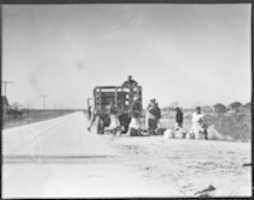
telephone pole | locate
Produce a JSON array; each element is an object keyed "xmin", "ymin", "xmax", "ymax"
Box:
[
  {"xmin": 1, "ymin": 81, "xmax": 14, "ymax": 96},
  {"xmin": 41, "ymin": 95, "xmax": 47, "ymax": 110}
]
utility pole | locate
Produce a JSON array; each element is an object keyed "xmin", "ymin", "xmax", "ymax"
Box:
[
  {"xmin": 41, "ymin": 95, "xmax": 47, "ymax": 110},
  {"xmin": 1, "ymin": 81, "xmax": 14, "ymax": 96}
]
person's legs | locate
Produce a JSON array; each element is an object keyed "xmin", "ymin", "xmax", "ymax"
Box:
[
  {"xmin": 87, "ymin": 113, "xmax": 96, "ymax": 131},
  {"xmin": 179, "ymin": 121, "xmax": 183, "ymax": 128},
  {"xmin": 204, "ymin": 129, "xmax": 208, "ymax": 140},
  {"xmin": 96, "ymin": 116, "xmax": 104, "ymax": 134},
  {"xmin": 148, "ymin": 118, "xmax": 152, "ymax": 134},
  {"xmin": 148, "ymin": 119, "xmax": 157, "ymax": 134},
  {"xmin": 119, "ymin": 114, "xmax": 131, "ymax": 134}
]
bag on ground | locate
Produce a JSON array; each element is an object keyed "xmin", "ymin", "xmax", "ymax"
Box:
[{"xmin": 164, "ymin": 129, "xmax": 175, "ymax": 139}]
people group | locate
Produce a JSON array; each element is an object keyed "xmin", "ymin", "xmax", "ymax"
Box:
[{"xmin": 87, "ymin": 97, "xmax": 208, "ymax": 140}]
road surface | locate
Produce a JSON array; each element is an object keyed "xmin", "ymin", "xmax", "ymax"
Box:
[{"xmin": 2, "ymin": 112, "xmax": 252, "ymax": 197}]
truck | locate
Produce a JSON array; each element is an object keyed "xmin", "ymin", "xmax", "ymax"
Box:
[{"xmin": 87, "ymin": 76, "xmax": 143, "ymax": 134}]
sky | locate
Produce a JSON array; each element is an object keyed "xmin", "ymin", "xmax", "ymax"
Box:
[{"xmin": 2, "ymin": 4, "xmax": 251, "ymax": 109}]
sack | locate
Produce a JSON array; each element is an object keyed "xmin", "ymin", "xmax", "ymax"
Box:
[
  {"xmin": 175, "ymin": 129, "xmax": 183, "ymax": 139},
  {"xmin": 164, "ymin": 129, "xmax": 175, "ymax": 139},
  {"xmin": 129, "ymin": 128, "xmax": 142, "ymax": 136},
  {"xmin": 155, "ymin": 128, "xmax": 166, "ymax": 135},
  {"xmin": 186, "ymin": 131, "xmax": 195, "ymax": 139}
]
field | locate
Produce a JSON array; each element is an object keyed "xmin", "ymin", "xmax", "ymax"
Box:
[{"xmin": 2, "ymin": 109, "xmax": 82, "ymax": 129}]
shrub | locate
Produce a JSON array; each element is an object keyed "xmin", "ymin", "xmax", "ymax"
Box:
[
  {"xmin": 229, "ymin": 101, "xmax": 243, "ymax": 111},
  {"xmin": 213, "ymin": 103, "xmax": 227, "ymax": 114},
  {"xmin": 204, "ymin": 112, "xmax": 251, "ymax": 141},
  {"xmin": 243, "ymin": 102, "xmax": 251, "ymax": 109}
]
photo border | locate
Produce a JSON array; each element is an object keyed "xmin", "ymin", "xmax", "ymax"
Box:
[{"xmin": 0, "ymin": 0, "xmax": 253, "ymax": 199}]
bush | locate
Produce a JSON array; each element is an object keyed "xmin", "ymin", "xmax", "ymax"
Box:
[
  {"xmin": 202, "ymin": 105, "xmax": 214, "ymax": 113},
  {"xmin": 204, "ymin": 112, "xmax": 251, "ymax": 141},
  {"xmin": 213, "ymin": 103, "xmax": 227, "ymax": 114},
  {"xmin": 229, "ymin": 101, "xmax": 243, "ymax": 111},
  {"xmin": 243, "ymin": 102, "xmax": 251, "ymax": 109}
]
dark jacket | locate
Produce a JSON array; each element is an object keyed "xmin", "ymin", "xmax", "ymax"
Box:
[
  {"xmin": 130, "ymin": 100, "xmax": 142, "ymax": 118},
  {"xmin": 176, "ymin": 109, "xmax": 183, "ymax": 123},
  {"xmin": 149, "ymin": 105, "xmax": 161, "ymax": 120}
]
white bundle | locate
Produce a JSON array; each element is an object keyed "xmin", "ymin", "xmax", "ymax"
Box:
[
  {"xmin": 175, "ymin": 128, "xmax": 185, "ymax": 139},
  {"xmin": 186, "ymin": 131, "xmax": 195, "ymax": 139},
  {"xmin": 164, "ymin": 129, "xmax": 175, "ymax": 139}
]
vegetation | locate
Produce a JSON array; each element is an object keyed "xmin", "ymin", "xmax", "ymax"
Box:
[
  {"xmin": 161, "ymin": 103, "xmax": 251, "ymax": 142},
  {"xmin": 229, "ymin": 101, "xmax": 243, "ymax": 111},
  {"xmin": 213, "ymin": 103, "xmax": 227, "ymax": 114}
]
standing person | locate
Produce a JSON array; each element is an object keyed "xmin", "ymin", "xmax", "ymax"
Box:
[
  {"xmin": 145, "ymin": 99, "xmax": 154, "ymax": 130},
  {"xmin": 201, "ymin": 115, "xmax": 208, "ymax": 140},
  {"xmin": 87, "ymin": 104, "xmax": 104, "ymax": 134},
  {"xmin": 153, "ymin": 101, "xmax": 161, "ymax": 132},
  {"xmin": 87, "ymin": 108, "xmax": 100, "ymax": 133},
  {"xmin": 202, "ymin": 122, "xmax": 208, "ymax": 140},
  {"xmin": 87, "ymin": 105, "xmax": 92, "ymax": 120},
  {"xmin": 175, "ymin": 107, "xmax": 184, "ymax": 128},
  {"xmin": 127, "ymin": 96, "xmax": 143, "ymax": 136},
  {"xmin": 146, "ymin": 99, "xmax": 161, "ymax": 134},
  {"xmin": 191, "ymin": 106, "xmax": 205, "ymax": 139}
]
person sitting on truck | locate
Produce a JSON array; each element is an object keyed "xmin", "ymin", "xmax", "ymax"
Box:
[{"xmin": 127, "ymin": 96, "xmax": 143, "ymax": 136}]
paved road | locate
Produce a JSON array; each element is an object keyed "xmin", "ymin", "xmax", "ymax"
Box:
[{"xmin": 2, "ymin": 112, "xmax": 178, "ymax": 198}]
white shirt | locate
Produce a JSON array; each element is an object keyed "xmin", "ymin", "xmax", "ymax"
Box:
[
  {"xmin": 129, "ymin": 117, "xmax": 141, "ymax": 129},
  {"xmin": 108, "ymin": 114, "xmax": 120, "ymax": 129},
  {"xmin": 192, "ymin": 112, "xmax": 204, "ymax": 125}
]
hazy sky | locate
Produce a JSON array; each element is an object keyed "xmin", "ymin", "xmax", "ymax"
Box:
[{"xmin": 3, "ymin": 4, "xmax": 251, "ymax": 109}]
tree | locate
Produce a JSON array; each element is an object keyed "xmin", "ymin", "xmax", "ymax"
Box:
[
  {"xmin": 229, "ymin": 101, "xmax": 243, "ymax": 111},
  {"xmin": 243, "ymin": 102, "xmax": 251, "ymax": 109},
  {"xmin": 213, "ymin": 103, "xmax": 227, "ymax": 114},
  {"xmin": 169, "ymin": 101, "xmax": 179, "ymax": 109},
  {"xmin": 202, "ymin": 105, "xmax": 213, "ymax": 113}
]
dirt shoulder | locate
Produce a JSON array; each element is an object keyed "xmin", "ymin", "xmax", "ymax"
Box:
[{"xmin": 109, "ymin": 136, "xmax": 251, "ymax": 197}]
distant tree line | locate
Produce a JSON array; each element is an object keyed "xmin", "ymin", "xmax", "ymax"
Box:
[{"xmin": 213, "ymin": 101, "xmax": 250, "ymax": 114}]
